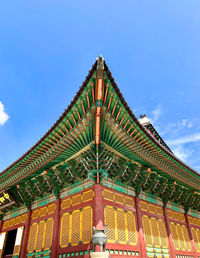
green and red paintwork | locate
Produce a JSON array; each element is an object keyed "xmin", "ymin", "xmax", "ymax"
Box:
[{"xmin": 0, "ymin": 56, "xmax": 200, "ymax": 257}]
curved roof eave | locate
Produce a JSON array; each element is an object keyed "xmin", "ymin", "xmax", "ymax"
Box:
[
  {"xmin": 0, "ymin": 61, "xmax": 97, "ymax": 178},
  {"xmin": 1, "ymin": 58, "xmax": 199, "ymax": 189},
  {"xmin": 104, "ymin": 62, "xmax": 200, "ymax": 180}
]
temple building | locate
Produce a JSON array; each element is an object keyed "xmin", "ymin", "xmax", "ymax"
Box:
[{"xmin": 0, "ymin": 56, "xmax": 200, "ymax": 258}]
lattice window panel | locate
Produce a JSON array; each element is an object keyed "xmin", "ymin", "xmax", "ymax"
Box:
[
  {"xmin": 40, "ymin": 207, "xmax": 48, "ymax": 217},
  {"xmin": 191, "ymin": 227, "xmax": 199, "ymax": 251},
  {"xmin": 48, "ymin": 204, "xmax": 56, "ymax": 214},
  {"xmin": 32, "ymin": 209, "xmax": 40, "ymax": 219},
  {"xmin": 82, "ymin": 207, "xmax": 92, "ymax": 244},
  {"xmin": 192, "ymin": 228, "xmax": 200, "ymax": 251},
  {"xmin": 21, "ymin": 214, "xmax": 28, "ymax": 223},
  {"xmin": 170, "ymin": 222, "xmax": 180, "ymax": 250},
  {"xmin": 140, "ymin": 201, "xmax": 148, "ymax": 212},
  {"xmin": 148, "ymin": 204, "xmax": 156, "ymax": 214},
  {"xmin": 44, "ymin": 218, "xmax": 54, "ymax": 249},
  {"xmin": 167, "ymin": 210, "xmax": 173, "ymax": 219},
  {"xmin": 126, "ymin": 211, "xmax": 137, "ymax": 245},
  {"xmin": 124, "ymin": 196, "xmax": 134, "ymax": 207},
  {"xmin": 72, "ymin": 194, "xmax": 81, "ymax": 206},
  {"xmin": 116, "ymin": 209, "xmax": 126, "ymax": 244},
  {"xmin": 28, "ymin": 223, "xmax": 38, "ymax": 252},
  {"xmin": 60, "ymin": 213, "xmax": 70, "ymax": 247},
  {"xmin": 9, "ymin": 218, "xmax": 15, "ymax": 227},
  {"xmin": 36, "ymin": 220, "xmax": 46, "ymax": 251},
  {"xmin": 177, "ymin": 224, "xmax": 186, "ymax": 251},
  {"xmin": 61, "ymin": 198, "xmax": 71, "ymax": 209},
  {"xmin": 142, "ymin": 215, "xmax": 153, "ymax": 247},
  {"xmin": 151, "ymin": 217, "xmax": 160, "ymax": 247},
  {"xmin": 189, "ymin": 216, "xmax": 193, "ymax": 225},
  {"xmin": 114, "ymin": 194, "xmax": 124, "ymax": 205},
  {"xmin": 103, "ymin": 189, "xmax": 114, "ymax": 202},
  {"xmin": 82, "ymin": 190, "xmax": 93, "ymax": 202},
  {"xmin": 71, "ymin": 210, "xmax": 81, "ymax": 245},
  {"xmin": 3, "ymin": 220, "xmax": 9, "ymax": 229},
  {"xmin": 158, "ymin": 219, "xmax": 168, "ymax": 248},
  {"xmin": 105, "ymin": 206, "xmax": 116, "ymax": 242},
  {"xmin": 179, "ymin": 214, "xmax": 185, "ymax": 222},
  {"xmin": 14, "ymin": 216, "xmax": 21, "ymax": 225},
  {"xmin": 195, "ymin": 218, "xmax": 200, "ymax": 226},
  {"xmin": 196, "ymin": 229, "xmax": 200, "ymax": 251},
  {"xmin": 174, "ymin": 212, "xmax": 180, "ymax": 221},
  {"xmin": 182, "ymin": 225, "xmax": 191, "ymax": 251},
  {"xmin": 156, "ymin": 206, "xmax": 163, "ymax": 216}
]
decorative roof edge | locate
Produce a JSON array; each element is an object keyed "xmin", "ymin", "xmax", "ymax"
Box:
[
  {"xmin": 104, "ymin": 62, "xmax": 200, "ymax": 180},
  {"xmin": 1, "ymin": 57, "xmax": 199, "ymax": 186},
  {"xmin": 0, "ymin": 61, "xmax": 97, "ymax": 177}
]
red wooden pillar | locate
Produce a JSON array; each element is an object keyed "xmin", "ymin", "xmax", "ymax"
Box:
[
  {"xmin": 93, "ymin": 184, "xmax": 104, "ymax": 252},
  {"xmin": 93, "ymin": 184, "xmax": 104, "ymax": 227},
  {"xmin": 162, "ymin": 204, "xmax": 175, "ymax": 258},
  {"xmin": 185, "ymin": 212, "xmax": 197, "ymax": 258},
  {"xmin": 51, "ymin": 196, "xmax": 61, "ymax": 258},
  {"xmin": 20, "ymin": 208, "xmax": 32, "ymax": 258},
  {"xmin": 135, "ymin": 193, "xmax": 147, "ymax": 258}
]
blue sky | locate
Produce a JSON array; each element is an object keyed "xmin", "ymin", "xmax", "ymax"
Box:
[{"xmin": 0, "ymin": 0, "xmax": 200, "ymax": 173}]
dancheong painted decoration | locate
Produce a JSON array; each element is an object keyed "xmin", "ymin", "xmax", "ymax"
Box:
[{"xmin": 0, "ymin": 56, "xmax": 200, "ymax": 258}]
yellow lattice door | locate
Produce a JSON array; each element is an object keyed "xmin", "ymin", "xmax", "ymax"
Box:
[
  {"xmin": 151, "ymin": 217, "xmax": 161, "ymax": 248},
  {"xmin": 191, "ymin": 227, "xmax": 200, "ymax": 252},
  {"xmin": 60, "ymin": 213, "xmax": 70, "ymax": 248},
  {"xmin": 158, "ymin": 219, "xmax": 168, "ymax": 248},
  {"xmin": 126, "ymin": 211, "xmax": 137, "ymax": 245},
  {"xmin": 105, "ymin": 206, "xmax": 116, "ymax": 243},
  {"xmin": 71, "ymin": 210, "xmax": 81, "ymax": 246},
  {"xmin": 170, "ymin": 222, "xmax": 180, "ymax": 250},
  {"xmin": 196, "ymin": 229, "xmax": 200, "ymax": 251},
  {"xmin": 28, "ymin": 223, "xmax": 38, "ymax": 253},
  {"xmin": 142, "ymin": 215, "xmax": 153, "ymax": 247},
  {"xmin": 44, "ymin": 218, "xmax": 54, "ymax": 250},
  {"xmin": 116, "ymin": 209, "xmax": 126, "ymax": 244},
  {"xmin": 176, "ymin": 224, "xmax": 186, "ymax": 251},
  {"xmin": 36, "ymin": 220, "xmax": 46, "ymax": 251},
  {"xmin": 82, "ymin": 207, "xmax": 92, "ymax": 244},
  {"xmin": 182, "ymin": 225, "xmax": 191, "ymax": 251}
]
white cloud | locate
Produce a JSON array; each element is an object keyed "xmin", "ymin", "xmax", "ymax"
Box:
[
  {"xmin": 0, "ymin": 101, "xmax": 9, "ymax": 126},
  {"xmin": 150, "ymin": 104, "xmax": 164, "ymax": 124},
  {"xmin": 171, "ymin": 145, "xmax": 193, "ymax": 163},
  {"xmin": 144, "ymin": 104, "xmax": 199, "ymax": 170},
  {"xmin": 167, "ymin": 133, "xmax": 200, "ymax": 146}
]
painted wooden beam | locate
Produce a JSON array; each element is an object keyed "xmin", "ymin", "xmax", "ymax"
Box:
[{"xmin": 95, "ymin": 55, "xmax": 104, "ymax": 146}]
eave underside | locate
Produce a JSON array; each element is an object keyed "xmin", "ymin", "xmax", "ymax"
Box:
[{"xmin": 1, "ymin": 59, "xmax": 200, "ymax": 213}]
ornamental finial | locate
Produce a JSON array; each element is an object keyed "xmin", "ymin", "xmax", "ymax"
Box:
[{"xmin": 96, "ymin": 55, "xmax": 104, "ymax": 70}]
